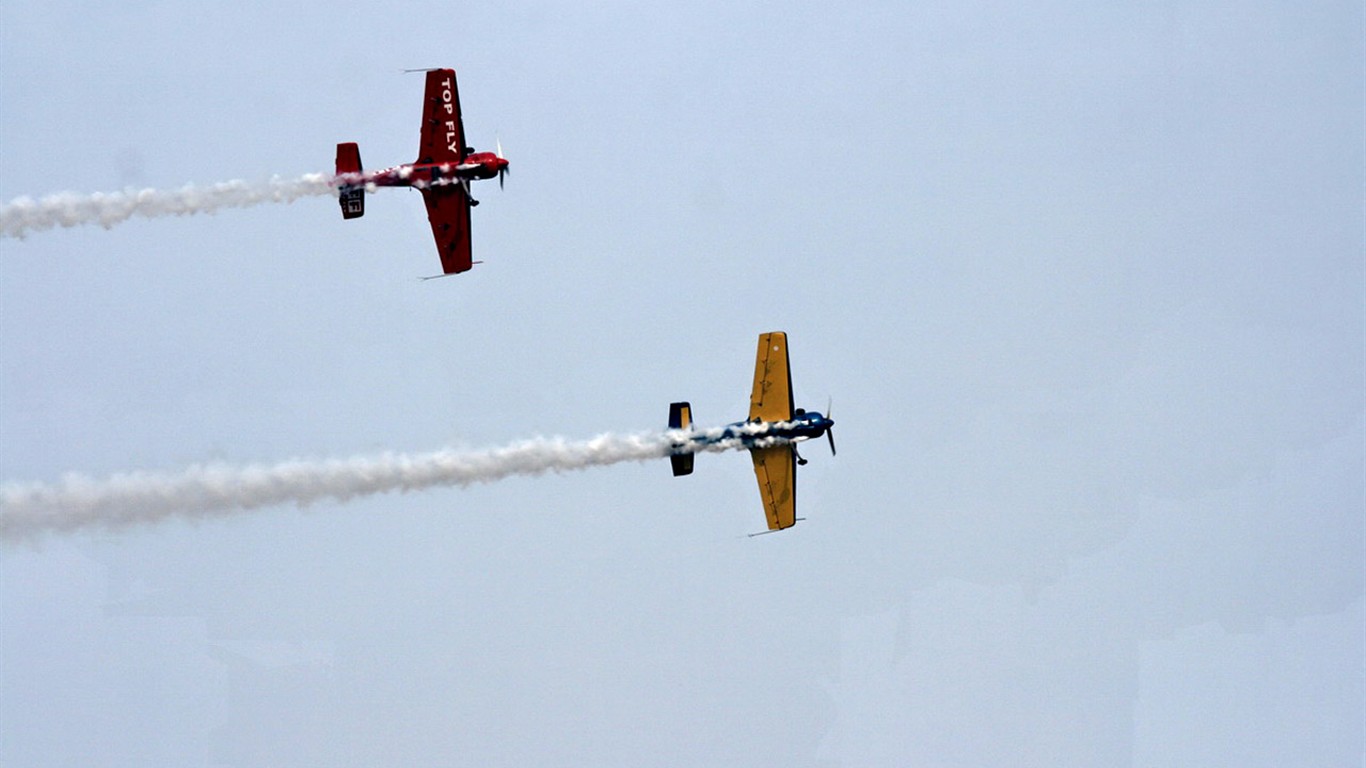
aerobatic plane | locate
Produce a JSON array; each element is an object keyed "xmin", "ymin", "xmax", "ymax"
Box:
[
  {"xmin": 668, "ymin": 332, "xmax": 835, "ymax": 532},
  {"xmin": 334, "ymin": 68, "xmax": 508, "ymax": 276}
]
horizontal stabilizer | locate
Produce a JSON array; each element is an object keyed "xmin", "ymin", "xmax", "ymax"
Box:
[
  {"xmin": 670, "ymin": 454, "xmax": 694, "ymax": 477},
  {"xmin": 335, "ymin": 142, "xmax": 365, "ymax": 219},
  {"xmin": 668, "ymin": 402, "xmax": 694, "ymax": 476},
  {"xmin": 668, "ymin": 401, "xmax": 693, "ymax": 430}
]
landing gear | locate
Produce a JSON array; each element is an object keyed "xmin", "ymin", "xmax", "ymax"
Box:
[{"xmin": 459, "ymin": 178, "xmax": 479, "ymax": 206}]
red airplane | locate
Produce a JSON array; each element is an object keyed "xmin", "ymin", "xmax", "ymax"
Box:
[{"xmin": 334, "ymin": 68, "xmax": 508, "ymax": 276}]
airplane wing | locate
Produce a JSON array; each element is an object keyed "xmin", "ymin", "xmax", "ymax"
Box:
[
  {"xmin": 417, "ymin": 68, "xmax": 465, "ymax": 165},
  {"xmin": 748, "ymin": 331, "xmax": 794, "ymax": 422},
  {"xmin": 421, "ymin": 187, "xmax": 473, "ymax": 274},
  {"xmin": 750, "ymin": 444, "xmax": 797, "ymax": 530}
]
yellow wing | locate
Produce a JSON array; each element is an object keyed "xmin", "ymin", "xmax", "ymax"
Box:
[
  {"xmin": 750, "ymin": 445, "xmax": 796, "ymax": 530},
  {"xmin": 748, "ymin": 331, "xmax": 793, "ymax": 422}
]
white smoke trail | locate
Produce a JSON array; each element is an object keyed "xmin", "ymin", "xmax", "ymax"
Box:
[
  {"xmin": 0, "ymin": 174, "xmax": 338, "ymax": 238},
  {"xmin": 0, "ymin": 427, "xmax": 777, "ymax": 542}
]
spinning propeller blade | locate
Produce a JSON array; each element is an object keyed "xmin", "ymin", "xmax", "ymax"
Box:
[
  {"xmin": 825, "ymin": 397, "xmax": 837, "ymax": 456},
  {"xmin": 495, "ymin": 136, "xmax": 508, "ymax": 189}
]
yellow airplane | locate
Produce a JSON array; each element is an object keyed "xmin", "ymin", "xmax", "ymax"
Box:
[{"xmin": 668, "ymin": 331, "xmax": 835, "ymax": 532}]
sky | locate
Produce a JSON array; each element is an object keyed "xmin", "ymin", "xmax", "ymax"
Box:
[{"xmin": 1, "ymin": 1, "xmax": 1362, "ymax": 766}]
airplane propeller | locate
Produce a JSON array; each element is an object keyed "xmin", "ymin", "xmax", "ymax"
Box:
[
  {"xmin": 495, "ymin": 137, "xmax": 509, "ymax": 189},
  {"xmin": 825, "ymin": 397, "xmax": 837, "ymax": 457}
]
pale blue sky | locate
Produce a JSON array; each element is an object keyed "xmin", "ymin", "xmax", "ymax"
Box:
[{"xmin": 2, "ymin": 1, "xmax": 1361, "ymax": 765}]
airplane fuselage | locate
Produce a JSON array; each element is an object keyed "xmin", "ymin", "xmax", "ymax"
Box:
[
  {"xmin": 360, "ymin": 153, "xmax": 508, "ymax": 189},
  {"xmin": 680, "ymin": 410, "xmax": 834, "ymax": 451}
]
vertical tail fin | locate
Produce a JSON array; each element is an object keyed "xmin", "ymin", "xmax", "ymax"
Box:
[
  {"xmin": 336, "ymin": 142, "xmax": 365, "ymax": 219},
  {"xmin": 668, "ymin": 402, "xmax": 694, "ymax": 477}
]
